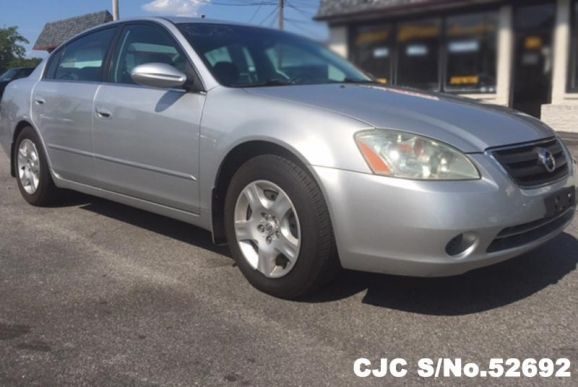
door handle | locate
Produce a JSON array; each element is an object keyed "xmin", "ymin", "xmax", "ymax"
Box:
[
  {"xmin": 95, "ymin": 109, "xmax": 112, "ymax": 119},
  {"xmin": 34, "ymin": 98, "xmax": 46, "ymax": 105}
]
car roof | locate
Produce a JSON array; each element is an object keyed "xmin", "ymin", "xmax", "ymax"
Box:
[
  {"xmin": 159, "ymin": 16, "xmax": 253, "ymax": 27},
  {"xmin": 72, "ymin": 16, "xmax": 276, "ymax": 38}
]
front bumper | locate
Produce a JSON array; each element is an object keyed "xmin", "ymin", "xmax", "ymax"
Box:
[{"xmin": 313, "ymin": 153, "xmax": 577, "ymax": 277}]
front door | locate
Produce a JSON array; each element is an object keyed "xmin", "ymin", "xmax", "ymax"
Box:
[
  {"xmin": 512, "ymin": 2, "xmax": 556, "ymax": 118},
  {"xmin": 92, "ymin": 23, "xmax": 203, "ymax": 213}
]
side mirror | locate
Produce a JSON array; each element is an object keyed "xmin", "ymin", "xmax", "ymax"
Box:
[{"xmin": 131, "ymin": 63, "xmax": 187, "ymax": 89}]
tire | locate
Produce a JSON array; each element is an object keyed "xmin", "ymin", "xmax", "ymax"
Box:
[
  {"xmin": 224, "ymin": 154, "xmax": 339, "ymax": 299},
  {"xmin": 14, "ymin": 126, "xmax": 60, "ymax": 206}
]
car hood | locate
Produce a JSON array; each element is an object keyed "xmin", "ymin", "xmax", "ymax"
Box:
[{"xmin": 244, "ymin": 84, "xmax": 554, "ymax": 153}]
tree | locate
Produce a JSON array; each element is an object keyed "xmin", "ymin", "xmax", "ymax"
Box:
[
  {"xmin": 9, "ymin": 56, "xmax": 42, "ymax": 70},
  {"xmin": 0, "ymin": 26, "xmax": 41, "ymax": 73}
]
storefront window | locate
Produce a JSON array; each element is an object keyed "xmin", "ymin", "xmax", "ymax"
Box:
[
  {"xmin": 570, "ymin": 0, "xmax": 578, "ymax": 91},
  {"xmin": 445, "ymin": 11, "xmax": 497, "ymax": 93},
  {"xmin": 347, "ymin": 10, "xmax": 500, "ymax": 94},
  {"xmin": 351, "ymin": 24, "xmax": 394, "ymax": 84},
  {"xmin": 396, "ymin": 18, "xmax": 441, "ymax": 90}
]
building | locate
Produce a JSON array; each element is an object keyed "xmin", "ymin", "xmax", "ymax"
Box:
[
  {"xmin": 316, "ymin": 0, "xmax": 578, "ymax": 133},
  {"xmin": 33, "ymin": 11, "xmax": 113, "ymax": 53}
]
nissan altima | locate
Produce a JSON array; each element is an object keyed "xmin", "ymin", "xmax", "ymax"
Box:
[{"xmin": 0, "ymin": 18, "xmax": 576, "ymax": 299}]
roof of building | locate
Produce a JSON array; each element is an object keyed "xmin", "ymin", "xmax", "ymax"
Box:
[
  {"xmin": 33, "ymin": 11, "xmax": 113, "ymax": 51},
  {"xmin": 316, "ymin": 0, "xmax": 475, "ymax": 21}
]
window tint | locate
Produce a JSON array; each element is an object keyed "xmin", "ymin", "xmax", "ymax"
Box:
[
  {"xmin": 112, "ymin": 24, "xmax": 187, "ymax": 85},
  {"xmin": 205, "ymin": 46, "xmax": 233, "ymax": 66},
  {"xmin": 351, "ymin": 24, "xmax": 394, "ymax": 84},
  {"xmin": 266, "ymin": 43, "xmax": 348, "ymax": 83},
  {"xmin": 203, "ymin": 45, "xmax": 259, "ymax": 84},
  {"xmin": 570, "ymin": 0, "xmax": 578, "ymax": 91},
  {"xmin": 52, "ymin": 28, "xmax": 115, "ymax": 82},
  {"xmin": 445, "ymin": 12, "xmax": 497, "ymax": 92},
  {"xmin": 178, "ymin": 23, "xmax": 369, "ymax": 87},
  {"xmin": 396, "ymin": 18, "xmax": 441, "ymax": 90}
]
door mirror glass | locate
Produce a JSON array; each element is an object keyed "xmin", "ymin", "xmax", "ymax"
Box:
[{"xmin": 130, "ymin": 62, "xmax": 187, "ymax": 89}]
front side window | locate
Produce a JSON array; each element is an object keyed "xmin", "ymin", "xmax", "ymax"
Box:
[
  {"xmin": 396, "ymin": 18, "xmax": 441, "ymax": 90},
  {"xmin": 178, "ymin": 23, "xmax": 369, "ymax": 87},
  {"xmin": 351, "ymin": 24, "xmax": 394, "ymax": 84},
  {"xmin": 51, "ymin": 28, "xmax": 116, "ymax": 82},
  {"xmin": 445, "ymin": 12, "xmax": 497, "ymax": 93},
  {"xmin": 112, "ymin": 24, "xmax": 188, "ymax": 85},
  {"xmin": 570, "ymin": 0, "xmax": 578, "ymax": 91}
]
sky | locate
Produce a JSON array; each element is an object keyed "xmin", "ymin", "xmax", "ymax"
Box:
[{"xmin": 0, "ymin": 0, "xmax": 327, "ymax": 58}]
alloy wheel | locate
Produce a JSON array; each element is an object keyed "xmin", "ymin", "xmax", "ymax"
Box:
[
  {"xmin": 233, "ymin": 180, "xmax": 301, "ymax": 278},
  {"xmin": 17, "ymin": 139, "xmax": 40, "ymax": 195}
]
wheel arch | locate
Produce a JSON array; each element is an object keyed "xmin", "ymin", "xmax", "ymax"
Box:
[{"xmin": 211, "ymin": 140, "xmax": 328, "ymax": 244}]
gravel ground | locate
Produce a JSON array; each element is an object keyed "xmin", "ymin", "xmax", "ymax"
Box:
[{"xmin": 0, "ymin": 149, "xmax": 577, "ymax": 386}]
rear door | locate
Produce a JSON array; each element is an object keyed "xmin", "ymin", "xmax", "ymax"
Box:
[
  {"xmin": 91, "ymin": 22, "xmax": 204, "ymax": 213},
  {"xmin": 31, "ymin": 27, "xmax": 117, "ymax": 184}
]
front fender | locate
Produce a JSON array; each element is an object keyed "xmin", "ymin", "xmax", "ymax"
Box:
[{"xmin": 197, "ymin": 87, "xmax": 373, "ymax": 219}]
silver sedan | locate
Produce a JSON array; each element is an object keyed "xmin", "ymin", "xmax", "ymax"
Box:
[{"xmin": 1, "ymin": 18, "xmax": 576, "ymax": 298}]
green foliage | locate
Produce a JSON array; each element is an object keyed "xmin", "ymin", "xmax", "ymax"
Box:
[
  {"xmin": 0, "ymin": 26, "xmax": 41, "ymax": 73},
  {"xmin": 9, "ymin": 57, "xmax": 42, "ymax": 69}
]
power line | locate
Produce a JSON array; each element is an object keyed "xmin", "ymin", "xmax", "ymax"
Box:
[
  {"xmin": 204, "ymin": 1, "xmax": 276, "ymax": 6},
  {"xmin": 248, "ymin": 3, "xmax": 265, "ymax": 23},
  {"xmin": 259, "ymin": 6, "xmax": 279, "ymax": 27},
  {"xmin": 196, "ymin": 0, "xmax": 324, "ymax": 37}
]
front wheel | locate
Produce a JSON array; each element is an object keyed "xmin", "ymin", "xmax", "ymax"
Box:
[{"xmin": 224, "ymin": 154, "xmax": 339, "ymax": 299}]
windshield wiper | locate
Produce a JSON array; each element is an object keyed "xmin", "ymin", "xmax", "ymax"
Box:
[
  {"xmin": 238, "ymin": 79, "xmax": 295, "ymax": 88},
  {"xmin": 339, "ymin": 78, "xmax": 381, "ymax": 85},
  {"xmin": 238, "ymin": 78, "xmax": 380, "ymax": 88}
]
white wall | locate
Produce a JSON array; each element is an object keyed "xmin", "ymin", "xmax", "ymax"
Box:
[
  {"xmin": 542, "ymin": 0, "xmax": 578, "ymax": 133},
  {"xmin": 328, "ymin": 25, "xmax": 348, "ymax": 58}
]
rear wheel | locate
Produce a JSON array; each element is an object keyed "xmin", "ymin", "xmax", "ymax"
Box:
[
  {"xmin": 224, "ymin": 154, "xmax": 339, "ymax": 299},
  {"xmin": 14, "ymin": 126, "xmax": 60, "ymax": 206}
]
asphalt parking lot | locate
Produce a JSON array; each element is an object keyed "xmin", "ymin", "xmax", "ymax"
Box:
[{"xmin": 0, "ymin": 148, "xmax": 577, "ymax": 386}]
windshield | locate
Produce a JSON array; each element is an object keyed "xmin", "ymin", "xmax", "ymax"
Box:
[
  {"xmin": 0, "ymin": 69, "xmax": 18, "ymax": 82},
  {"xmin": 177, "ymin": 23, "xmax": 371, "ymax": 87}
]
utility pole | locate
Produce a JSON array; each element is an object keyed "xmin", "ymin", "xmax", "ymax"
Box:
[
  {"xmin": 112, "ymin": 0, "xmax": 119, "ymax": 21},
  {"xmin": 278, "ymin": 0, "xmax": 285, "ymax": 30}
]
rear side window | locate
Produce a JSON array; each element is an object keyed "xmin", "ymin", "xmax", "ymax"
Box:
[
  {"xmin": 111, "ymin": 24, "xmax": 187, "ymax": 85},
  {"xmin": 48, "ymin": 28, "xmax": 116, "ymax": 82}
]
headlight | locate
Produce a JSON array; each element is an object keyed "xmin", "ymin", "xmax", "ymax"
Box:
[{"xmin": 355, "ymin": 130, "xmax": 480, "ymax": 180}]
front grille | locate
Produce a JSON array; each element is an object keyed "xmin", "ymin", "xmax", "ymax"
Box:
[
  {"xmin": 487, "ymin": 208, "xmax": 574, "ymax": 253},
  {"xmin": 491, "ymin": 138, "xmax": 569, "ymax": 187}
]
